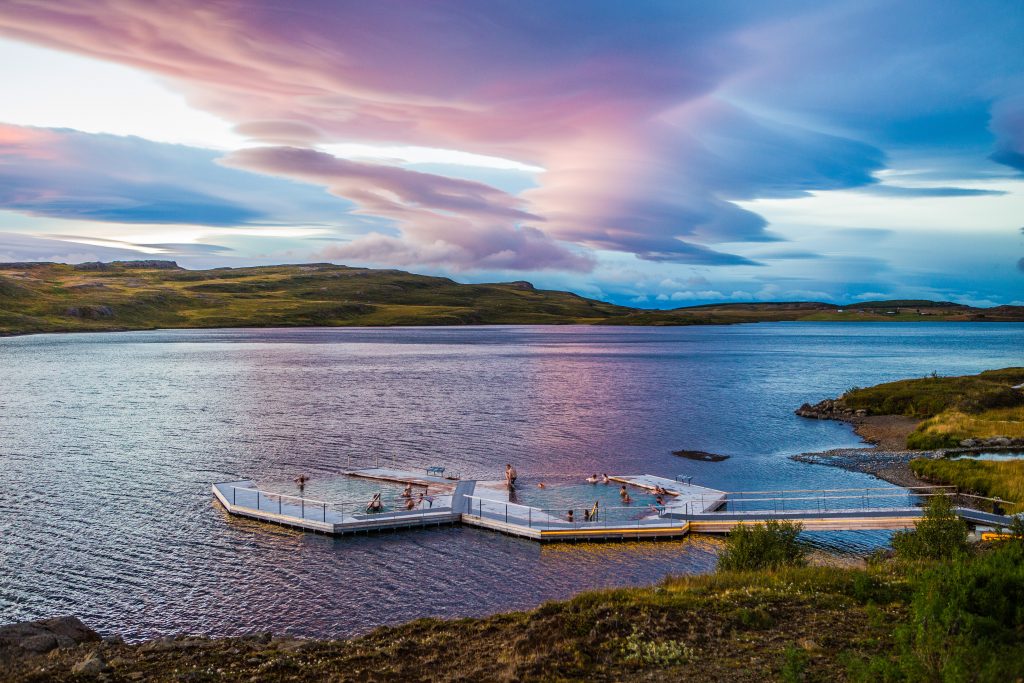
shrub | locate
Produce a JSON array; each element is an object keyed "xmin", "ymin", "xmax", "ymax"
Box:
[
  {"xmin": 899, "ymin": 541, "xmax": 1024, "ymax": 681},
  {"xmin": 717, "ymin": 520, "xmax": 806, "ymax": 572},
  {"xmin": 892, "ymin": 495, "xmax": 969, "ymax": 561}
]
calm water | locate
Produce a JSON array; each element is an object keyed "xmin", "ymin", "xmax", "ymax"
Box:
[{"xmin": 1, "ymin": 323, "xmax": 1021, "ymax": 639}]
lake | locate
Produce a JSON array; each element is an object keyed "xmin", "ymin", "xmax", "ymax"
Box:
[{"xmin": 1, "ymin": 323, "xmax": 1021, "ymax": 639}]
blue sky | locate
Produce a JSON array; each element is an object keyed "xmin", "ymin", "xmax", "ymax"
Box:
[{"xmin": 0, "ymin": 1, "xmax": 1021, "ymax": 306}]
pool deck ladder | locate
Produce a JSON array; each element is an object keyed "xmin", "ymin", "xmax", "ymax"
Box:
[{"xmin": 211, "ymin": 469, "xmax": 1019, "ymax": 543}]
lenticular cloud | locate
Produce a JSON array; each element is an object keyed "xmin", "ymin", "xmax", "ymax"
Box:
[{"xmin": 0, "ymin": 0, "xmax": 1021, "ymax": 271}]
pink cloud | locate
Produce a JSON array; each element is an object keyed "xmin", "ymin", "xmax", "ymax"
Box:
[
  {"xmin": 223, "ymin": 146, "xmax": 590, "ymax": 271},
  {"xmin": 1, "ymin": 1, "xmax": 1013, "ymax": 271}
]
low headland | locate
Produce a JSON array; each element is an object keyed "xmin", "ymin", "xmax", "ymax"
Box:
[
  {"xmin": 793, "ymin": 368, "xmax": 1024, "ymax": 512},
  {"xmin": 3, "ymin": 260, "xmax": 1023, "ymax": 336}
]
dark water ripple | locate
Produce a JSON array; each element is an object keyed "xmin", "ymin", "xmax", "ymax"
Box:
[{"xmin": 1, "ymin": 323, "xmax": 1022, "ymax": 639}]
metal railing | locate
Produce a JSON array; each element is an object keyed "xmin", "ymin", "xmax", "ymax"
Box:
[
  {"xmin": 225, "ymin": 485, "xmax": 453, "ymax": 525},
  {"xmin": 461, "ymin": 494, "xmax": 686, "ymax": 532}
]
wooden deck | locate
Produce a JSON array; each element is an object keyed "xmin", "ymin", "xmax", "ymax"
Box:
[{"xmin": 213, "ymin": 472, "xmax": 1020, "ymax": 543}]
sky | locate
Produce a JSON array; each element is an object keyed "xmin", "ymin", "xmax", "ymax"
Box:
[{"xmin": 0, "ymin": 1, "xmax": 1022, "ymax": 307}]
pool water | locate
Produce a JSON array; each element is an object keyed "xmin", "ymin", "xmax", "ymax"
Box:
[
  {"xmin": 511, "ymin": 478, "xmax": 664, "ymax": 522},
  {"xmin": 259, "ymin": 474, "xmax": 426, "ymax": 513}
]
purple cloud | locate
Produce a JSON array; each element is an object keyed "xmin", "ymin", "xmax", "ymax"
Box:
[
  {"xmin": 223, "ymin": 146, "xmax": 591, "ymax": 271},
  {"xmin": 0, "ymin": 1, "xmax": 1020, "ymax": 273}
]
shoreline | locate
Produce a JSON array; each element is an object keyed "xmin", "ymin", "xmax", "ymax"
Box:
[
  {"xmin": 4, "ymin": 318, "xmax": 1024, "ymax": 341},
  {"xmin": 791, "ymin": 414, "xmax": 1023, "ymax": 490}
]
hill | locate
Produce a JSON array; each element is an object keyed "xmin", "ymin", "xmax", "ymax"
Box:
[{"xmin": 1, "ymin": 261, "xmax": 1022, "ymax": 335}]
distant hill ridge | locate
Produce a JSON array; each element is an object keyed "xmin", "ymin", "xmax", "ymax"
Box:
[{"xmin": 1, "ymin": 261, "xmax": 1021, "ymax": 336}]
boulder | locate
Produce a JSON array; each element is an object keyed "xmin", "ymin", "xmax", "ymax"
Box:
[{"xmin": 0, "ymin": 616, "xmax": 100, "ymax": 654}]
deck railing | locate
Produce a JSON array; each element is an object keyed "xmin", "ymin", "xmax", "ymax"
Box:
[
  {"xmin": 461, "ymin": 494, "xmax": 686, "ymax": 531},
  {"xmin": 223, "ymin": 485, "xmax": 451, "ymax": 524}
]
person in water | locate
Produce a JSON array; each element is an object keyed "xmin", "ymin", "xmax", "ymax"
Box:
[
  {"xmin": 619, "ymin": 485, "xmax": 629, "ymax": 499},
  {"xmin": 622, "ymin": 491, "xmax": 632, "ymax": 504},
  {"xmin": 585, "ymin": 473, "xmax": 599, "ymax": 484},
  {"xmin": 537, "ymin": 482, "xmax": 546, "ymax": 489},
  {"xmin": 601, "ymin": 473, "xmax": 610, "ymax": 484},
  {"xmin": 401, "ymin": 483, "xmax": 413, "ymax": 498},
  {"xmin": 404, "ymin": 497, "xmax": 416, "ymax": 510},
  {"xmin": 567, "ymin": 509, "xmax": 574, "ymax": 523},
  {"xmin": 294, "ymin": 474, "xmax": 309, "ymax": 493},
  {"xmin": 505, "ymin": 463, "xmax": 518, "ymax": 489},
  {"xmin": 366, "ymin": 493, "xmax": 383, "ymax": 513}
]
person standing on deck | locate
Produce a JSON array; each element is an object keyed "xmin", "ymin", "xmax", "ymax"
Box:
[{"xmin": 505, "ymin": 463, "xmax": 518, "ymax": 489}]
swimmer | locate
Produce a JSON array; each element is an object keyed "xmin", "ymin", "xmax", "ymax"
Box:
[{"xmin": 585, "ymin": 474, "xmax": 600, "ymax": 484}]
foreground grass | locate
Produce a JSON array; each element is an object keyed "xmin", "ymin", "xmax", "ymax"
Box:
[
  {"xmin": 3, "ymin": 262, "xmax": 1022, "ymax": 335},
  {"xmin": 910, "ymin": 458, "xmax": 1024, "ymax": 513},
  {"xmin": 7, "ymin": 509, "xmax": 1024, "ymax": 682},
  {"xmin": 10, "ymin": 549, "xmax": 1024, "ymax": 682},
  {"xmin": 4, "ymin": 565, "xmax": 910, "ymax": 682}
]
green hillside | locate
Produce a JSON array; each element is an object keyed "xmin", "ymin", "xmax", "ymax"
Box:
[{"xmin": 1, "ymin": 261, "xmax": 1022, "ymax": 336}]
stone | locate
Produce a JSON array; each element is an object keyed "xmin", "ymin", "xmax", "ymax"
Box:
[
  {"xmin": 960, "ymin": 439, "xmax": 977, "ymax": 447},
  {"xmin": 990, "ymin": 436, "xmax": 1012, "ymax": 447},
  {"xmin": 0, "ymin": 616, "xmax": 100, "ymax": 654},
  {"xmin": 18, "ymin": 634, "xmax": 58, "ymax": 653},
  {"xmin": 71, "ymin": 654, "xmax": 108, "ymax": 675}
]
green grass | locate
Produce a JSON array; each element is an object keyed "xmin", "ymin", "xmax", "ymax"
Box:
[
  {"xmin": 841, "ymin": 371, "xmax": 1024, "ymax": 419},
  {"xmin": 909, "ymin": 458, "xmax": 1024, "ymax": 513},
  {"xmin": 3, "ymin": 261, "xmax": 1022, "ymax": 336},
  {"xmin": 827, "ymin": 369, "xmax": 1024, "ymax": 449}
]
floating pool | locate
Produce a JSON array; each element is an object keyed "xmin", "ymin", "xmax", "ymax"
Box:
[{"xmin": 509, "ymin": 479, "xmax": 663, "ymax": 523}]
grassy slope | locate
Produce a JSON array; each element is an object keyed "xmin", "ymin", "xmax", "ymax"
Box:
[
  {"xmin": 3, "ymin": 261, "xmax": 1024, "ymax": 336},
  {"xmin": 910, "ymin": 459, "xmax": 1024, "ymax": 513},
  {"xmin": 833, "ymin": 368, "xmax": 1024, "ymax": 449},
  {"xmin": 4, "ymin": 565, "xmax": 908, "ymax": 682}
]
